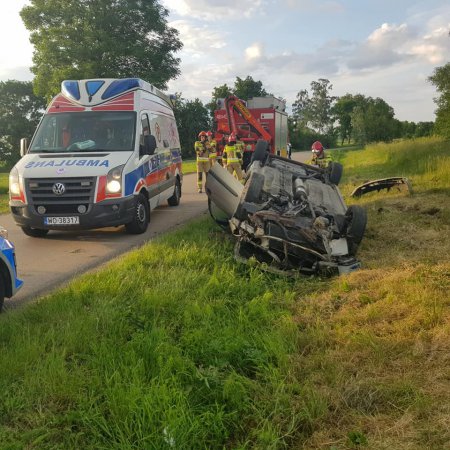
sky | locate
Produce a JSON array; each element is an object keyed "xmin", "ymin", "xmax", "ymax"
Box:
[{"xmin": 1, "ymin": 1, "xmax": 449, "ymax": 122}]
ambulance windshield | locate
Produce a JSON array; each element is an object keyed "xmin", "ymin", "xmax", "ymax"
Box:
[{"xmin": 29, "ymin": 111, "xmax": 136, "ymax": 153}]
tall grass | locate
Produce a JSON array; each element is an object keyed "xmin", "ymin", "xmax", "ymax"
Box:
[
  {"xmin": 0, "ymin": 173, "xmax": 8, "ymax": 214},
  {"xmin": 334, "ymin": 136, "xmax": 450, "ymax": 195}
]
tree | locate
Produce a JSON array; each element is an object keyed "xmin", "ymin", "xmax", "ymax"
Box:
[
  {"xmin": 332, "ymin": 94, "xmax": 358, "ymax": 145},
  {"xmin": 0, "ymin": 81, "xmax": 47, "ymax": 167},
  {"xmin": 206, "ymin": 83, "xmax": 233, "ymax": 119},
  {"xmin": 172, "ymin": 95, "xmax": 210, "ymax": 158},
  {"xmin": 308, "ymin": 79, "xmax": 336, "ymax": 134},
  {"xmin": 292, "ymin": 89, "xmax": 311, "ymax": 128},
  {"xmin": 207, "ymin": 76, "xmax": 269, "ymax": 121},
  {"xmin": 21, "ymin": 0, "xmax": 182, "ymax": 98},
  {"xmin": 291, "ymin": 79, "xmax": 336, "ymax": 148},
  {"xmin": 349, "ymin": 95, "xmax": 396, "ymax": 145},
  {"xmin": 429, "ymin": 63, "xmax": 450, "ymax": 139},
  {"xmin": 233, "ymin": 76, "xmax": 268, "ymax": 100}
]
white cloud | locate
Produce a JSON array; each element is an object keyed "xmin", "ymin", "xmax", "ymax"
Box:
[
  {"xmin": 170, "ymin": 20, "xmax": 227, "ymax": 56},
  {"xmin": 162, "ymin": 0, "xmax": 266, "ymax": 20},
  {"xmin": 245, "ymin": 43, "xmax": 264, "ymax": 61}
]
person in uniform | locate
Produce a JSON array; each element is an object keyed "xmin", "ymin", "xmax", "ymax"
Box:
[
  {"xmin": 194, "ymin": 131, "xmax": 210, "ymax": 193},
  {"xmin": 222, "ymin": 133, "xmax": 243, "ymax": 182},
  {"xmin": 310, "ymin": 140, "xmax": 331, "ymax": 168}
]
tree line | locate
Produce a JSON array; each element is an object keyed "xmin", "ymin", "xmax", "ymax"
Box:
[{"xmin": 0, "ymin": 0, "xmax": 448, "ymax": 167}]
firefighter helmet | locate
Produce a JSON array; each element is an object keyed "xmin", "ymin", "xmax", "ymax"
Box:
[
  {"xmin": 311, "ymin": 141, "xmax": 324, "ymax": 155},
  {"xmin": 206, "ymin": 131, "xmax": 213, "ymax": 137},
  {"xmin": 198, "ymin": 131, "xmax": 207, "ymax": 138}
]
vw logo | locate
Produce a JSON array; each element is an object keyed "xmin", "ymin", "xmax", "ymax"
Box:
[{"xmin": 52, "ymin": 182, "xmax": 66, "ymax": 195}]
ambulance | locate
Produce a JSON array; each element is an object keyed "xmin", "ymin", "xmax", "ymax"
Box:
[{"xmin": 9, "ymin": 78, "xmax": 183, "ymax": 237}]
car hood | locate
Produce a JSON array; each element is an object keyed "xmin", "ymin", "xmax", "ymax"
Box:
[{"xmin": 14, "ymin": 151, "xmax": 133, "ymax": 178}]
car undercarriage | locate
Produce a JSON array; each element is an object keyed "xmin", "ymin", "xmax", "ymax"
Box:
[{"xmin": 205, "ymin": 142, "xmax": 367, "ymax": 276}]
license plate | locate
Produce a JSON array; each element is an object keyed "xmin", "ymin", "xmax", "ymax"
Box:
[{"xmin": 44, "ymin": 216, "xmax": 80, "ymax": 225}]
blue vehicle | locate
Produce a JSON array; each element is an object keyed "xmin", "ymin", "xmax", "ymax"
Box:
[{"xmin": 0, "ymin": 226, "xmax": 23, "ymax": 311}]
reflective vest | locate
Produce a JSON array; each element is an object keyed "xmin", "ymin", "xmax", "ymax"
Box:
[
  {"xmin": 236, "ymin": 141, "xmax": 245, "ymax": 153},
  {"xmin": 222, "ymin": 144, "xmax": 242, "ymax": 164},
  {"xmin": 194, "ymin": 140, "xmax": 209, "ymax": 161},
  {"xmin": 208, "ymin": 139, "xmax": 217, "ymax": 159}
]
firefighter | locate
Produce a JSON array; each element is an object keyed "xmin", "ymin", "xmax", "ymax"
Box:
[
  {"xmin": 222, "ymin": 133, "xmax": 243, "ymax": 182},
  {"xmin": 310, "ymin": 140, "xmax": 331, "ymax": 168},
  {"xmin": 236, "ymin": 137, "xmax": 245, "ymax": 169},
  {"xmin": 194, "ymin": 131, "xmax": 210, "ymax": 193},
  {"xmin": 207, "ymin": 131, "xmax": 218, "ymax": 166}
]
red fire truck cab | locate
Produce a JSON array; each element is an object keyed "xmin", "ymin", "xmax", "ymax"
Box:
[{"xmin": 213, "ymin": 95, "xmax": 289, "ymax": 169}]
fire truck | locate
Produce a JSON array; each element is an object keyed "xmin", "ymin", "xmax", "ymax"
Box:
[{"xmin": 213, "ymin": 95, "xmax": 289, "ymax": 169}]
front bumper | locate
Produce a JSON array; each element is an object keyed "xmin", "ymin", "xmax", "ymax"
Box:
[{"xmin": 10, "ymin": 196, "xmax": 136, "ymax": 230}]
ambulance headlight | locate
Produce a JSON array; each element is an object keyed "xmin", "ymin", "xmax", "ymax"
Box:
[
  {"xmin": 106, "ymin": 165, "xmax": 124, "ymax": 194},
  {"xmin": 9, "ymin": 168, "xmax": 21, "ymax": 196}
]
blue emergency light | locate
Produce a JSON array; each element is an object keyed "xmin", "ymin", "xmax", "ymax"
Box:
[
  {"xmin": 61, "ymin": 80, "xmax": 80, "ymax": 100},
  {"xmin": 101, "ymin": 78, "xmax": 142, "ymax": 100}
]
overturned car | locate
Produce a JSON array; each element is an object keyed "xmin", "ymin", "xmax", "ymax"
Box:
[{"xmin": 205, "ymin": 142, "xmax": 367, "ymax": 276}]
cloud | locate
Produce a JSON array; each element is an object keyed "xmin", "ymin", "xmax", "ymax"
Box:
[
  {"xmin": 169, "ymin": 19, "xmax": 227, "ymax": 57},
  {"xmin": 0, "ymin": 66, "xmax": 33, "ymax": 82},
  {"xmin": 283, "ymin": 0, "xmax": 344, "ymax": 13},
  {"xmin": 162, "ymin": 0, "xmax": 267, "ymax": 20}
]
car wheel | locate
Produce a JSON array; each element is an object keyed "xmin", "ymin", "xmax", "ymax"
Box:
[
  {"xmin": 243, "ymin": 172, "xmax": 264, "ymax": 203},
  {"xmin": 345, "ymin": 205, "xmax": 367, "ymax": 255},
  {"xmin": 251, "ymin": 140, "xmax": 269, "ymax": 165},
  {"xmin": 328, "ymin": 162, "xmax": 343, "ymax": 185},
  {"xmin": 0, "ymin": 273, "xmax": 5, "ymax": 312},
  {"xmin": 167, "ymin": 178, "xmax": 181, "ymax": 206},
  {"xmin": 21, "ymin": 226, "xmax": 49, "ymax": 238},
  {"xmin": 125, "ymin": 193, "xmax": 150, "ymax": 234}
]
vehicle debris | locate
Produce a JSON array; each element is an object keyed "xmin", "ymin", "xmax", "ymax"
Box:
[
  {"xmin": 351, "ymin": 177, "xmax": 413, "ymax": 198},
  {"xmin": 206, "ymin": 141, "xmax": 367, "ymax": 276}
]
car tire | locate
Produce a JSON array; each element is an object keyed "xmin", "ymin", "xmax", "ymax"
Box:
[
  {"xmin": 167, "ymin": 178, "xmax": 181, "ymax": 206},
  {"xmin": 21, "ymin": 226, "xmax": 49, "ymax": 238},
  {"xmin": 125, "ymin": 193, "xmax": 150, "ymax": 234},
  {"xmin": 251, "ymin": 140, "xmax": 269, "ymax": 165},
  {"xmin": 328, "ymin": 162, "xmax": 343, "ymax": 185},
  {"xmin": 243, "ymin": 172, "xmax": 264, "ymax": 203},
  {"xmin": 345, "ymin": 205, "xmax": 367, "ymax": 255},
  {"xmin": 0, "ymin": 273, "xmax": 5, "ymax": 312}
]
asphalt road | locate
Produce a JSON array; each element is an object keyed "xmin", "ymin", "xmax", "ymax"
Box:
[{"xmin": 2, "ymin": 150, "xmax": 310, "ymax": 311}]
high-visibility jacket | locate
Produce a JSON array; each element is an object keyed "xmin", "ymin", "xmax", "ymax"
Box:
[
  {"xmin": 208, "ymin": 139, "xmax": 217, "ymax": 159},
  {"xmin": 309, "ymin": 152, "xmax": 332, "ymax": 168},
  {"xmin": 194, "ymin": 140, "xmax": 209, "ymax": 161},
  {"xmin": 236, "ymin": 140, "xmax": 245, "ymax": 154},
  {"xmin": 222, "ymin": 144, "xmax": 242, "ymax": 164}
]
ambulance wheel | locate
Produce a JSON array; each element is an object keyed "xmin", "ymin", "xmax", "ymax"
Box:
[
  {"xmin": 21, "ymin": 226, "xmax": 49, "ymax": 238},
  {"xmin": 126, "ymin": 193, "xmax": 150, "ymax": 234},
  {"xmin": 168, "ymin": 178, "xmax": 181, "ymax": 206},
  {"xmin": 0, "ymin": 274, "xmax": 5, "ymax": 312}
]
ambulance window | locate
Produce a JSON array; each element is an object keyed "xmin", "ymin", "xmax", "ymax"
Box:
[
  {"xmin": 140, "ymin": 114, "xmax": 150, "ymax": 146},
  {"xmin": 163, "ymin": 140, "xmax": 169, "ymax": 148}
]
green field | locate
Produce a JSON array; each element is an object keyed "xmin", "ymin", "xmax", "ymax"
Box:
[{"xmin": 0, "ymin": 137, "xmax": 449, "ymax": 448}]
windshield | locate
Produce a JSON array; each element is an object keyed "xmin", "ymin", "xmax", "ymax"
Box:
[{"xmin": 29, "ymin": 111, "xmax": 136, "ymax": 153}]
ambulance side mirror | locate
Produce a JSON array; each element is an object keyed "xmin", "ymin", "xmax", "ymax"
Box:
[
  {"xmin": 141, "ymin": 134, "xmax": 157, "ymax": 156},
  {"xmin": 20, "ymin": 138, "xmax": 29, "ymax": 157}
]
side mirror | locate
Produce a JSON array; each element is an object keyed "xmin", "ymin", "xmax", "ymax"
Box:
[
  {"xmin": 20, "ymin": 138, "xmax": 28, "ymax": 157},
  {"xmin": 141, "ymin": 134, "xmax": 157, "ymax": 156}
]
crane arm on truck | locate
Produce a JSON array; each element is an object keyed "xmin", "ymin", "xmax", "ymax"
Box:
[{"xmin": 224, "ymin": 95, "xmax": 272, "ymax": 143}]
